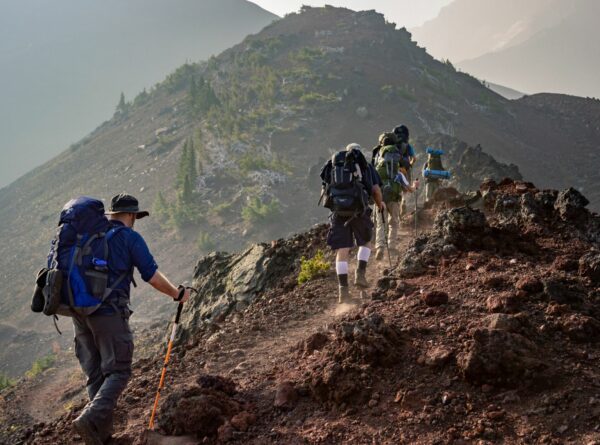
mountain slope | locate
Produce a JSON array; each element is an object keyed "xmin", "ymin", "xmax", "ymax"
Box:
[
  {"xmin": 411, "ymin": 0, "xmax": 586, "ymax": 63},
  {"xmin": 411, "ymin": 0, "xmax": 600, "ymax": 98},
  {"xmin": 459, "ymin": 6, "xmax": 600, "ymax": 98},
  {"xmin": 1, "ymin": 6, "xmax": 599, "ymax": 376},
  {"xmin": 487, "ymin": 83, "xmax": 525, "ymax": 100},
  {"xmin": 0, "ymin": 0, "xmax": 277, "ymax": 188}
]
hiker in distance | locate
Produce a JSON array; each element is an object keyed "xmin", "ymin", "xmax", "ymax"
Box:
[
  {"xmin": 393, "ymin": 125, "xmax": 417, "ymax": 216},
  {"xmin": 372, "ymin": 132, "xmax": 405, "ymax": 261},
  {"xmin": 320, "ymin": 143, "xmax": 385, "ymax": 303},
  {"xmin": 33, "ymin": 194, "xmax": 192, "ymax": 445}
]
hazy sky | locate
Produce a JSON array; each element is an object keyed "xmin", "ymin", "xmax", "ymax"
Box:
[{"xmin": 252, "ymin": 0, "xmax": 454, "ymax": 28}]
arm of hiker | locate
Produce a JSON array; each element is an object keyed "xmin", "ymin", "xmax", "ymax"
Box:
[
  {"xmin": 148, "ymin": 271, "xmax": 190, "ymax": 303},
  {"xmin": 408, "ymin": 144, "xmax": 416, "ymax": 166},
  {"xmin": 372, "ymin": 184, "xmax": 385, "ymax": 211},
  {"xmin": 129, "ymin": 233, "xmax": 189, "ymax": 303}
]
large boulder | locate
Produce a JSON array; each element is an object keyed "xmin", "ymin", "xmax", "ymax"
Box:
[
  {"xmin": 398, "ymin": 207, "xmax": 489, "ymax": 277},
  {"xmin": 458, "ymin": 329, "xmax": 548, "ymax": 387},
  {"xmin": 554, "ymin": 187, "xmax": 589, "ymax": 221}
]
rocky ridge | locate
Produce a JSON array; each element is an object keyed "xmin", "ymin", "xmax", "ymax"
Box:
[{"xmin": 2, "ymin": 178, "xmax": 600, "ymax": 444}]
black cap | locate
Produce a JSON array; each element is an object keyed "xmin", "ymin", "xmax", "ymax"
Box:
[{"xmin": 106, "ymin": 193, "xmax": 149, "ymax": 219}]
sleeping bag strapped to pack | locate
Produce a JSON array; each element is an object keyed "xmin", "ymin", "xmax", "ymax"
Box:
[
  {"xmin": 375, "ymin": 144, "xmax": 403, "ymax": 203},
  {"xmin": 33, "ymin": 196, "xmax": 127, "ymax": 317},
  {"xmin": 424, "ymin": 147, "xmax": 450, "ymax": 181},
  {"xmin": 322, "ymin": 149, "xmax": 369, "ymax": 217}
]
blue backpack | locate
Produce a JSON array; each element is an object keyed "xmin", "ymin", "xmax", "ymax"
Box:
[{"xmin": 40, "ymin": 196, "xmax": 128, "ymax": 317}]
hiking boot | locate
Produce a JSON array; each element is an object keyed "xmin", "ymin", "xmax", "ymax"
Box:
[
  {"xmin": 73, "ymin": 416, "xmax": 103, "ymax": 445},
  {"xmin": 375, "ymin": 249, "xmax": 384, "ymax": 261},
  {"xmin": 338, "ymin": 286, "xmax": 350, "ymax": 304},
  {"xmin": 354, "ymin": 269, "xmax": 369, "ymax": 288}
]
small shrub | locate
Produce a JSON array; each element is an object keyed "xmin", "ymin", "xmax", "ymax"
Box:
[
  {"xmin": 212, "ymin": 201, "xmax": 235, "ymax": 216},
  {"xmin": 238, "ymin": 151, "xmax": 292, "ymax": 175},
  {"xmin": 241, "ymin": 197, "xmax": 281, "ymax": 224},
  {"xmin": 0, "ymin": 373, "xmax": 14, "ymax": 391},
  {"xmin": 298, "ymin": 250, "xmax": 330, "ymax": 284},
  {"xmin": 298, "ymin": 92, "xmax": 338, "ymax": 105},
  {"xmin": 197, "ymin": 232, "xmax": 216, "ymax": 252},
  {"xmin": 26, "ymin": 354, "xmax": 55, "ymax": 379}
]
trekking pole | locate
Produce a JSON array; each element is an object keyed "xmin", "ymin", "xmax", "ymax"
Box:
[
  {"xmin": 414, "ymin": 178, "xmax": 420, "ymax": 238},
  {"xmin": 380, "ymin": 208, "xmax": 393, "ymax": 269},
  {"xmin": 148, "ymin": 285, "xmax": 197, "ymax": 430}
]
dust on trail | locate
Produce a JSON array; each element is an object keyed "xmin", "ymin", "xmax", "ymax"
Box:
[{"xmin": 204, "ymin": 225, "xmax": 415, "ymax": 384}]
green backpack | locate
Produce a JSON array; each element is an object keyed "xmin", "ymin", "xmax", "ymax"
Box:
[{"xmin": 375, "ymin": 144, "xmax": 402, "ymax": 202}]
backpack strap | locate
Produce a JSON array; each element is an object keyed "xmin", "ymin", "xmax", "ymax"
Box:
[
  {"xmin": 66, "ymin": 234, "xmax": 84, "ymax": 308},
  {"xmin": 102, "ymin": 226, "xmax": 131, "ymax": 302}
]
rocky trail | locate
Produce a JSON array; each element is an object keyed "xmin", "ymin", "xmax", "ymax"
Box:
[{"xmin": 2, "ymin": 179, "xmax": 600, "ymax": 444}]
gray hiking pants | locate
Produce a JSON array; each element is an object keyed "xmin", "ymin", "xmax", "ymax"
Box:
[{"xmin": 73, "ymin": 313, "xmax": 134, "ymax": 440}]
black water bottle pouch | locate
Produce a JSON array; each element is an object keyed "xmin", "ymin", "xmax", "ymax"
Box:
[
  {"xmin": 84, "ymin": 269, "xmax": 109, "ymax": 299},
  {"xmin": 42, "ymin": 269, "xmax": 64, "ymax": 316},
  {"xmin": 31, "ymin": 268, "xmax": 49, "ymax": 313}
]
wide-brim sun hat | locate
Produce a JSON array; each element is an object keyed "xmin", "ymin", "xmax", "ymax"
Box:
[{"xmin": 105, "ymin": 193, "xmax": 149, "ymax": 219}]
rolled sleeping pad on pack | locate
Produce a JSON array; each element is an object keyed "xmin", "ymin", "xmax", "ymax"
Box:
[
  {"xmin": 423, "ymin": 168, "xmax": 451, "ymax": 179},
  {"xmin": 426, "ymin": 147, "xmax": 445, "ymax": 156}
]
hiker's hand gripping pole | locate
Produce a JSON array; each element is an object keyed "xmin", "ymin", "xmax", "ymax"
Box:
[{"xmin": 148, "ymin": 285, "xmax": 197, "ymax": 430}]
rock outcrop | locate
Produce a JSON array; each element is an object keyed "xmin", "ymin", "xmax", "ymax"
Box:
[{"xmin": 180, "ymin": 225, "xmax": 328, "ymax": 339}]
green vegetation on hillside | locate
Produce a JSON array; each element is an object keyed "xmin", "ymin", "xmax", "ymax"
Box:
[
  {"xmin": 25, "ymin": 354, "xmax": 55, "ymax": 379},
  {"xmin": 238, "ymin": 150, "xmax": 292, "ymax": 176},
  {"xmin": 153, "ymin": 137, "xmax": 205, "ymax": 230},
  {"xmin": 241, "ymin": 197, "xmax": 282, "ymax": 224},
  {"xmin": 196, "ymin": 232, "xmax": 216, "ymax": 253},
  {"xmin": 0, "ymin": 373, "xmax": 14, "ymax": 391},
  {"xmin": 188, "ymin": 76, "xmax": 220, "ymax": 117}
]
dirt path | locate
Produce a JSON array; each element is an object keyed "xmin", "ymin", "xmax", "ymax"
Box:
[
  {"xmin": 19, "ymin": 355, "xmax": 85, "ymax": 423},
  {"xmin": 203, "ymin": 226, "xmax": 415, "ymax": 386}
]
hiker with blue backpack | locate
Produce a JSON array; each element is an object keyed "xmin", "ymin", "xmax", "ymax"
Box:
[
  {"xmin": 320, "ymin": 143, "xmax": 385, "ymax": 303},
  {"xmin": 31, "ymin": 194, "xmax": 190, "ymax": 445},
  {"xmin": 423, "ymin": 147, "xmax": 451, "ymax": 203}
]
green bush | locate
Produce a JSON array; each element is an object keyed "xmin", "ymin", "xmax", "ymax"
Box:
[
  {"xmin": 381, "ymin": 85, "xmax": 416, "ymax": 102},
  {"xmin": 0, "ymin": 373, "xmax": 14, "ymax": 391},
  {"xmin": 298, "ymin": 250, "xmax": 330, "ymax": 284},
  {"xmin": 238, "ymin": 151, "xmax": 292, "ymax": 175},
  {"xmin": 196, "ymin": 232, "xmax": 216, "ymax": 252},
  {"xmin": 241, "ymin": 197, "xmax": 281, "ymax": 224},
  {"xmin": 298, "ymin": 92, "xmax": 338, "ymax": 105},
  {"xmin": 26, "ymin": 354, "xmax": 55, "ymax": 379}
]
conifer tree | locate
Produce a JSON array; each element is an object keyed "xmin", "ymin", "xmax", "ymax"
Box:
[
  {"xmin": 175, "ymin": 140, "xmax": 190, "ymax": 189},
  {"xmin": 180, "ymin": 174, "xmax": 194, "ymax": 204},
  {"xmin": 153, "ymin": 191, "xmax": 169, "ymax": 221},
  {"xmin": 116, "ymin": 92, "xmax": 128, "ymax": 114}
]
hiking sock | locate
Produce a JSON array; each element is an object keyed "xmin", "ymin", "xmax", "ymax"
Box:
[
  {"xmin": 336, "ymin": 261, "xmax": 349, "ymax": 287},
  {"xmin": 357, "ymin": 247, "xmax": 371, "ymax": 271}
]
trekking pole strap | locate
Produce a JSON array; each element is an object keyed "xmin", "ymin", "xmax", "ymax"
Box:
[{"xmin": 175, "ymin": 303, "xmax": 184, "ymax": 325}]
